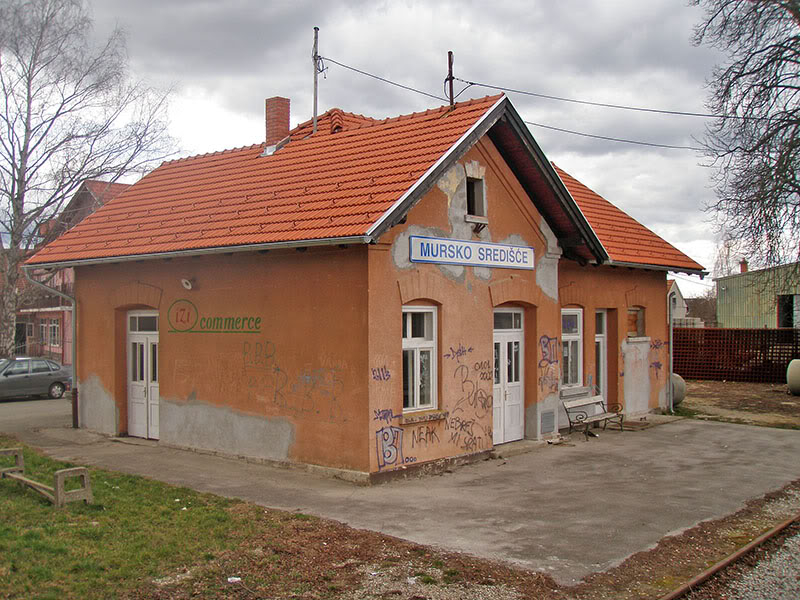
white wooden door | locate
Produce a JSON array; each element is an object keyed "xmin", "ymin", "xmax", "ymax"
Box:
[
  {"xmin": 127, "ymin": 312, "xmax": 159, "ymax": 439},
  {"xmin": 493, "ymin": 310, "xmax": 524, "ymax": 445}
]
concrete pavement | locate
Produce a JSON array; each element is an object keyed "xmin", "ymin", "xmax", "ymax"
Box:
[{"xmin": 2, "ymin": 398, "xmax": 799, "ymax": 585}]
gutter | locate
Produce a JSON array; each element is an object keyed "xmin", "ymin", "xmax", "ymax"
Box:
[
  {"xmin": 21, "ymin": 266, "xmax": 78, "ymax": 428},
  {"xmin": 605, "ymin": 259, "xmax": 707, "ymax": 278},
  {"xmin": 24, "ymin": 235, "xmax": 373, "ymax": 270}
]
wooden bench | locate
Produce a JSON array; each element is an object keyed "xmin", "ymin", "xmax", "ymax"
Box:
[
  {"xmin": 562, "ymin": 395, "xmax": 624, "ymax": 440},
  {"xmin": 1, "ymin": 447, "xmax": 93, "ymax": 508}
]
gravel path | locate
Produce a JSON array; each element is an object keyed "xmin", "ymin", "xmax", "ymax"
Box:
[
  {"xmin": 725, "ymin": 528, "xmax": 800, "ymax": 600},
  {"xmin": 687, "ymin": 521, "xmax": 800, "ymax": 600}
]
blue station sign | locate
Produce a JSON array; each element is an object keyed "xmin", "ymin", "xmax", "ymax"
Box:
[{"xmin": 409, "ymin": 235, "xmax": 534, "ymax": 270}]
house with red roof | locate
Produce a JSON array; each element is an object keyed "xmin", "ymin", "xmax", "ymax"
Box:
[
  {"xmin": 26, "ymin": 95, "xmax": 704, "ymax": 481},
  {"xmin": 18, "ymin": 180, "xmax": 130, "ymax": 366}
]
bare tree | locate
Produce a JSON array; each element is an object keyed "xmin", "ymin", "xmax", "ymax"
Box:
[
  {"xmin": 692, "ymin": 0, "xmax": 800, "ymax": 284},
  {"xmin": 0, "ymin": 0, "xmax": 173, "ymax": 356}
]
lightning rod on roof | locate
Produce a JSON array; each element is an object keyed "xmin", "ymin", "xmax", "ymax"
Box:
[{"xmin": 312, "ymin": 27, "xmax": 319, "ymax": 134}]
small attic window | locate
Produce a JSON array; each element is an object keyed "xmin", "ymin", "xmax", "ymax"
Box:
[{"xmin": 466, "ymin": 178, "xmax": 485, "ymax": 217}]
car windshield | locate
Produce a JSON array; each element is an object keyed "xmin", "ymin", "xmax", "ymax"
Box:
[{"xmin": 0, "ymin": 359, "xmax": 8, "ymax": 370}]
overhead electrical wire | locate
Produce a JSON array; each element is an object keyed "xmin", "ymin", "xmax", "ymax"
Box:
[
  {"xmin": 453, "ymin": 76, "xmax": 757, "ymax": 121},
  {"xmin": 524, "ymin": 120, "xmax": 705, "ymax": 151},
  {"xmin": 320, "ymin": 56, "xmax": 447, "ymax": 103},
  {"xmin": 321, "ymin": 55, "xmax": 705, "ymax": 152}
]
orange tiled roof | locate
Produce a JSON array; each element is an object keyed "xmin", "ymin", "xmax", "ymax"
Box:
[
  {"xmin": 82, "ymin": 180, "xmax": 131, "ymax": 205},
  {"xmin": 27, "ymin": 95, "xmax": 504, "ymax": 265},
  {"xmin": 554, "ymin": 164, "xmax": 704, "ymax": 273}
]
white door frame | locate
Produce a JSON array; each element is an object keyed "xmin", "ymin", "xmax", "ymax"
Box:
[
  {"xmin": 594, "ymin": 310, "xmax": 608, "ymax": 400},
  {"xmin": 493, "ymin": 308, "xmax": 524, "ymax": 445},
  {"xmin": 127, "ymin": 310, "xmax": 159, "ymax": 439}
]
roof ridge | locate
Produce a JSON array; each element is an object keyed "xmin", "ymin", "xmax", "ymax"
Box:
[{"xmin": 163, "ymin": 143, "xmax": 265, "ymax": 165}]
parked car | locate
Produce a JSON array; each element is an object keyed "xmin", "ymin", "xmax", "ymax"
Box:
[{"xmin": 0, "ymin": 357, "xmax": 71, "ymax": 399}]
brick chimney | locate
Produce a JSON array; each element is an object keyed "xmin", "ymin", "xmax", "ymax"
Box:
[
  {"xmin": 265, "ymin": 97, "xmax": 290, "ymax": 146},
  {"xmin": 739, "ymin": 258, "xmax": 748, "ymax": 273}
]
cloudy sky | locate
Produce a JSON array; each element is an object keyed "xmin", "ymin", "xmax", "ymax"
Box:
[{"xmin": 91, "ymin": 0, "xmax": 726, "ymax": 297}]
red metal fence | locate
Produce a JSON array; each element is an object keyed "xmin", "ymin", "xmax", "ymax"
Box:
[{"xmin": 673, "ymin": 327, "xmax": 800, "ymax": 383}]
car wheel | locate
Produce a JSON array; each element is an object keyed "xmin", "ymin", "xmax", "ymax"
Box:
[{"xmin": 48, "ymin": 382, "xmax": 65, "ymax": 399}]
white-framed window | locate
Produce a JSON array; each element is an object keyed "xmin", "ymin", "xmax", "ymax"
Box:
[
  {"xmin": 39, "ymin": 322, "xmax": 47, "ymax": 344},
  {"xmin": 561, "ymin": 308, "xmax": 583, "ymax": 387},
  {"xmin": 129, "ymin": 313, "xmax": 159, "ymax": 333},
  {"xmin": 26, "ymin": 323, "xmax": 33, "ymax": 338},
  {"xmin": 49, "ymin": 319, "xmax": 61, "ymax": 347},
  {"xmin": 402, "ymin": 306, "xmax": 437, "ymax": 411}
]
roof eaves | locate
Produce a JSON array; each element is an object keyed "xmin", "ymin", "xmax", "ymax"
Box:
[
  {"xmin": 23, "ymin": 234, "xmax": 373, "ymax": 270},
  {"xmin": 366, "ymin": 95, "xmax": 507, "ymax": 239},
  {"xmin": 550, "ymin": 165, "xmax": 610, "ymax": 264},
  {"xmin": 498, "ymin": 107, "xmax": 608, "ymax": 264},
  {"xmin": 606, "ymin": 258, "xmax": 708, "ymax": 277}
]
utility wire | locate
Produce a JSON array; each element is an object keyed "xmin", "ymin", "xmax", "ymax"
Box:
[
  {"xmin": 524, "ymin": 120, "xmax": 705, "ymax": 151},
  {"xmin": 321, "ymin": 55, "xmax": 704, "ymax": 151},
  {"xmin": 320, "ymin": 56, "xmax": 447, "ymax": 102},
  {"xmin": 454, "ymin": 77, "xmax": 753, "ymax": 121}
]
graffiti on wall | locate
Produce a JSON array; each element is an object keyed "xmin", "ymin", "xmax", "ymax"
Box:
[
  {"xmin": 240, "ymin": 340, "xmax": 347, "ymax": 423},
  {"xmin": 371, "ymin": 366, "xmax": 391, "ymax": 381},
  {"xmin": 443, "ymin": 343, "xmax": 474, "ymax": 363},
  {"xmin": 376, "ymin": 426, "xmax": 404, "ymax": 470},
  {"xmin": 373, "ymin": 408, "xmax": 401, "ymax": 424},
  {"xmin": 538, "ymin": 335, "xmax": 559, "ymax": 393},
  {"xmin": 649, "ymin": 339, "xmax": 667, "ymax": 379},
  {"xmin": 444, "ymin": 415, "xmax": 490, "ymax": 452},
  {"xmin": 452, "ymin": 363, "xmax": 492, "ymax": 419},
  {"xmin": 410, "ymin": 424, "xmax": 440, "ymax": 449},
  {"xmin": 619, "ymin": 338, "xmax": 667, "ymax": 380}
]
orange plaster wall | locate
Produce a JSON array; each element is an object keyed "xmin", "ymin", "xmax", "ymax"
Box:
[
  {"xmin": 366, "ymin": 137, "xmax": 562, "ymax": 473},
  {"xmin": 75, "ymin": 247, "xmax": 370, "ymax": 471},
  {"xmin": 558, "ymin": 262, "xmax": 669, "ymax": 412}
]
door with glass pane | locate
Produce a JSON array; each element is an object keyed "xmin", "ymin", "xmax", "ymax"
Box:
[
  {"xmin": 127, "ymin": 311, "xmax": 160, "ymax": 439},
  {"xmin": 492, "ymin": 310, "xmax": 524, "ymax": 445}
]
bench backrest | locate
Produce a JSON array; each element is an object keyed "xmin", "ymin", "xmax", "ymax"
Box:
[{"xmin": 563, "ymin": 395, "xmax": 606, "ymax": 411}]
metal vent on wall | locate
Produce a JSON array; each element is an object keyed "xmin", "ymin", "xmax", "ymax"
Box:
[{"xmin": 541, "ymin": 410, "xmax": 555, "ymax": 434}]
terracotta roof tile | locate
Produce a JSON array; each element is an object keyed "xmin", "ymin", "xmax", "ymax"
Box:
[
  {"xmin": 28, "ymin": 95, "xmax": 503, "ymax": 264},
  {"xmin": 82, "ymin": 180, "xmax": 131, "ymax": 205},
  {"xmin": 553, "ymin": 164, "xmax": 704, "ymax": 273}
]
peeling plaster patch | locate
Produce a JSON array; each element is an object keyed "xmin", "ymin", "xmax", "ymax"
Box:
[
  {"xmin": 437, "ymin": 162, "xmax": 463, "ymax": 203},
  {"xmin": 537, "ymin": 217, "xmax": 561, "ymax": 301},
  {"xmin": 160, "ymin": 397, "xmax": 295, "ymax": 462},
  {"xmin": 445, "ymin": 165, "xmax": 476, "ymax": 242},
  {"xmin": 622, "ymin": 338, "xmax": 652, "ymax": 416},
  {"xmin": 464, "ymin": 160, "xmax": 486, "ymax": 180},
  {"xmin": 392, "ymin": 223, "xmax": 466, "ymax": 282},
  {"xmin": 393, "ymin": 224, "xmax": 448, "ymax": 266},
  {"xmin": 77, "ymin": 375, "xmax": 118, "ymax": 435}
]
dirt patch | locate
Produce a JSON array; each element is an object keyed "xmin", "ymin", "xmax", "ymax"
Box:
[{"xmin": 682, "ymin": 380, "xmax": 800, "ymax": 429}]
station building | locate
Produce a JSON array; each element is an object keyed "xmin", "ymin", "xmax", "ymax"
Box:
[{"xmin": 26, "ymin": 95, "xmax": 704, "ymax": 481}]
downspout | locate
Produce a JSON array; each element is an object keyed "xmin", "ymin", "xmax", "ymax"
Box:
[
  {"xmin": 22, "ymin": 266, "xmax": 78, "ymax": 428},
  {"xmin": 667, "ymin": 291, "xmax": 677, "ymax": 414}
]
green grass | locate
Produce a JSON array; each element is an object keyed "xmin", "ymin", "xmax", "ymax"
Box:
[
  {"xmin": 0, "ymin": 435, "xmax": 255, "ymax": 600},
  {"xmin": 670, "ymin": 404, "xmax": 700, "ymax": 418}
]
